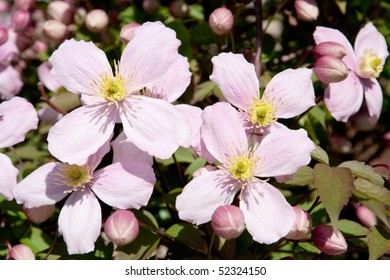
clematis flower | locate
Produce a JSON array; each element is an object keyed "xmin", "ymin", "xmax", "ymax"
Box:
[
  {"xmin": 176, "ymin": 102, "xmax": 315, "ymax": 244},
  {"xmin": 210, "ymin": 52, "xmax": 315, "ymax": 135},
  {"xmin": 47, "ymin": 21, "xmax": 190, "ymax": 164},
  {"xmin": 13, "ymin": 137, "xmax": 156, "ymax": 254},
  {"xmin": 0, "ymin": 65, "xmax": 23, "ymax": 100},
  {"xmin": 314, "ymin": 22, "xmax": 389, "ymax": 123}
]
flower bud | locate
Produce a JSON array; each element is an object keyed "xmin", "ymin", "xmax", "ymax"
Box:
[
  {"xmin": 23, "ymin": 205, "xmax": 55, "ymax": 224},
  {"xmin": 311, "ymin": 224, "xmax": 348, "ymax": 255},
  {"xmin": 169, "ymin": 0, "xmax": 189, "ymax": 18},
  {"xmin": 104, "ymin": 210, "xmax": 139, "ymax": 246},
  {"xmin": 47, "ymin": 0, "xmax": 73, "ymax": 25},
  {"xmin": 11, "ymin": 9, "xmax": 31, "ymax": 32},
  {"xmin": 43, "ymin": 19, "xmax": 67, "ymax": 42},
  {"xmin": 285, "ymin": 206, "xmax": 312, "ymax": 240},
  {"xmin": 314, "ymin": 56, "xmax": 349, "ymax": 84},
  {"xmin": 354, "ymin": 203, "xmax": 377, "ymax": 228},
  {"xmin": 14, "ymin": 0, "xmax": 35, "ymax": 10},
  {"xmin": 32, "ymin": 40, "xmax": 48, "ymax": 55},
  {"xmin": 7, "ymin": 244, "xmax": 35, "ymax": 260},
  {"xmin": 85, "ymin": 9, "xmax": 109, "ymax": 33},
  {"xmin": 142, "ymin": 0, "xmax": 160, "ymax": 14},
  {"xmin": 0, "ymin": 0, "xmax": 10, "ymax": 13},
  {"xmin": 384, "ymin": 131, "xmax": 390, "ymax": 146},
  {"xmin": 120, "ymin": 23, "xmax": 140, "ymax": 44},
  {"xmin": 211, "ymin": 205, "xmax": 245, "ymax": 240},
  {"xmin": 209, "ymin": 7, "xmax": 234, "ymax": 36},
  {"xmin": 0, "ymin": 26, "xmax": 8, "ymax": 45},
  {"xmin": 313, "ymin": 41, "xmax": 347, "ymax": 59},
  {"xmin": 294, "ymin": 0, "xmax": 319, "ymax": 22}
]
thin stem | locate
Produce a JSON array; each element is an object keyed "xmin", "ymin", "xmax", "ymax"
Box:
[
  {"xmin": 254, "ymin": 0, "xmax": 263, "ymax": 79},
  {"xmin": 44, "ymin": 229, "xmax": 59, "ymax": 260},
  {"xmin": 153, "ymin": 158, "xmax": 172, "ymax": 192},
  {"xmin": 17, "ymin": 221, "xmax": 32, "ymax": 240},
  {"xmin": 293, "ymin": 188, "xmax": 316, "ymax": 206},
  {"xmin": 172, "ymin": 154, "xmax": 185, "ymax": 187},
  {"xmin": 263, "ymin": 0, "xmax": 291, "ymax": 34},
  {"xmin": 295, "ymin": 50, "xmax": 314, "ymax": 68},
  {"xmin": 229, "ymin": 30, "xmax": 235, "ymax": 52},
  {"xmin": 38, "ymin": 82, "xmax": 68, "ymax": 116},
  {"xmin": 259, "ymin": 239, "xmax": 286, "ymax": 260},
  {"xmin": 207, "ymin": 232, "xmax": 215, "ymax": 260},
  {"xmin": 307, "ymin": 196, "xmax": 320, "ymax": 214}
]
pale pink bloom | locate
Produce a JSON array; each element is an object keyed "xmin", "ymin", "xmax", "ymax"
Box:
[
  {"xmin": 176, "ymin": 102, "xmax": 315, "ymax": 244},
  {"xmin": 13, "ymin": 138, "xmax": 156, "ymax": 254},
  {"xmin": 314, "ymin": 22, "xmax": 389, "ymax": 123},
  {"xmin": 210, "ymin": 52, "xmax": 315, "ymax": 135},
  {"xmin": 48, "ymin": 21, "xmax": 190, "ymax": 165},
  {"xmin": 37, "ymin": 62, "xmax": 62, "ymax": 93},
  {"xmin": 0, "ymin": 153, "xmax": 18, "ymax": 200},
  {"xmin": 0, "ymin": 65, "xmax": 23, "ymax": 100},
  {"xmin": 0, "ymin": 39, "xmax": 18, "ymax": 63}
]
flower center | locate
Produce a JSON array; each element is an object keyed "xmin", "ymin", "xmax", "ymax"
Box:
[
  {"xmin": 57, "ymin": 164, "xmax": 92, "ymax": 192},
  {"xmin": 247, "ymin": 99, "xmax": 277, "ymax": 128},
  {"xmin": 99, "ymin": 73, "xmax": 126, "ymax": 103},
  {"xmin": 228, "ymin": 156, "xmax": 254, "ymax": 181},
  {"xmin": 356, "ymin": 49, "xmax": 383, "ymax": 78}
]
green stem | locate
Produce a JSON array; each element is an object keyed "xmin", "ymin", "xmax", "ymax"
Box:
[{"xmin": 207, "ymin": 232, "xmax": 216, "ymax": 260}]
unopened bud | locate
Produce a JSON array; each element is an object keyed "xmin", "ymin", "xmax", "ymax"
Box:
[
  {"xmin": 32, "ymin": 40, "xmax": 48, "ymax": 55},
  {"xmin": 169, "ymin": 0, "xmax": 189, "ymax": 18},
  {"xmin": 285, "ymin": 206, "xmax": 312, "ymax": 240},
  {"xmin": 314, "ymin": 41, "xmax": 347, "ymax": 59},
  {"xmin": 43, "ymin": 19, "xmax": 67, "ymax": 42},
  {"xmin": 312, "ymin": 224, "xmax": 348, "ymax": 255},
  {"xmin": 7, "ymin": 244, "xmax": 35, "ymax": 260},
  {"xmin": 23, "ymin": 205, "xmax": 55, "ymax": 224},
  {"xmin": 142, "ymin": 0, "xmax": 160, "ymax": 14},
  {"xmin": 0, "ymin": 0, "xmax": 10, "ymax": 12},
  {"xmin": 104, "ymin": 210, "xmax": 139, "ymax": 246},
  {"xmin": 11, "ymin": 9, "xmax": 31, "ymax": 32},
  {"xmin": 120, "ymin": 23, "xmax": 140, "ymax": 44},
  {"xmin": 0, "ymin": 26, "xmax": 8, "ymax": 45},
  {"xmin": 14, "ymin": 0, "xmax": 35, "ymax": 10},
  {"xmin": 47, "ymin": 0, "xmax": 73, "ymax": 25},
  {"xmin": 85, "ymin": 9, "xmax": 109, "ymax": 33},
  {"xmin": 209, "ymin": 7, "xmax": 234, "ymax": 36},
  {"xmin": 314, "ymin": 56, "xmax": 349, "ymax": 84},
  {"xmin": 294, "ymin": 0, "xmax": 319, "ymax": 22},
  {"xmin": 211, "ymin": 205, "xmax": 245, "ymax": 240},
  {"xmin": 354, "ymin": 203, "xmax": 377, "ymax": 228}
]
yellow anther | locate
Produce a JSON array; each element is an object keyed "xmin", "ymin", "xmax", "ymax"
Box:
[
  {"xmin": 247, "ymin": 99, "xmax": 277, "ymax": 128},
  {"xmin": 356, "ymin": 49, "xmax": 383, "ymax": 78}
]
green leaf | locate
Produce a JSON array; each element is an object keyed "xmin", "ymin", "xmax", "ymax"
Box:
[
  {"xmin": 284, "ymin": 166, "xmax": 314, "ymax": 186},
  {"xmin": 353, "ymin": 178, "xmax": 390, "ymax": 205},
  {"xmin": 362, "ymin": 200, "xmax": 390, "ymax": 229},
  {"xmin": 339, "ymin": 161, "xmax": 384, "ymax": 186},
  {"xmin": 20, "ymin": 227, "xmax": 52, "ymax": 254},
  {"xmin": 338, "ymin": 219, "xmax": 370, "ymax": 236},
  {"xmin": 188, "ymin": 3, "xmax": 205, "ymax": 20},
  {"xmin": 298, "ymin": 242, "xmax": 321, "ymax": 254},
  {"xmin": 308, "ymin": 106, "xmax": 327, "ymax": 129},
  {"xmin": 311, "ymin": 144, "xmax": 329, "ymax": 164},
  {"xmin": 156, "ymin": 147, "xmax": 195, "ymax": 166},
  {"xmin": 313, "ymin": 164, "xmax": 354, "ymax": 229},
  {"xmin": 164, "ymin": 223, "xmax": 208, "ymax": 255},
  {"xmin": 10, "ymin": 146, "xmax": 50, "ymax": 161},
  {"xmin": 184, "ymin": 157, "xmax": 207, "ymax": 176},
  {"xmin": 191, "ymin": 80, "xmax": 218, "ymax": 104},
  {"xmin": 191, "ymin": 22, "xmax": 214, "ymax": 45},
  {"xmin": 368, "ymin": 226, "xmax": 390, "ymax": 260},
  {"xmin": 133, "ymin": 209, "xmax": 159, "ymax": 230}
]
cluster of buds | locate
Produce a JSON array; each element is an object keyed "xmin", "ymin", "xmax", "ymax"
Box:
[{"xmin": 43, "ymin": 1, "xmax": 73, "ymax": 42}]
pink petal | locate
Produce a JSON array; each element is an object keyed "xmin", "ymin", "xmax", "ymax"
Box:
[
  {"xmin": 111, "ymin": 132, "xmax": 153, "ymax": 166},
  {"xmin": 91, "ymin": 162, "xmax": 155, "ymax": 209},
  {"xmin": 254, "ymin": 128, "xmax": 314, "ymax": 177},
  {"xmin": 119, "ymin": 21, "xmax": 180, "ymax": 92},
  {"xmin": 47, "ymin": 104, "xmax": 116, "ymax": 165},
  {"xmin": 0, "ymin": 153, "xmax": 18, "ymax": 201},
  {"xmin": 149, "ymin": 55, "xmax": 191, "ymax": 102},
  {"xmin": 80, "ymin": 94, "xmax": 105, "ymax": 106},
  {"xmin": 176, "ymin": 170, "xmax": 238, "ymax": 225},
  {"xmin": 313, "ymin": 26, "xmax": 356, "ymax": 69},
  {"xmin": 361, "ymin": 78, "xmax": 382, "ymax": 124},
  {"xmin": 13, "ymin": 162, "xmax": 68, "ymax": 208},
  {"xmin": 58, "ymin": 189, "xmax": 101, "ymax": 255},
  {"xmin": 354, "ymin": 22, "xmax": 389, "ymax": 66},
  {"xmin": 210, "ymin": 52, "xmax": 259, "ymax": 109},
  {"xmin": 49, "ymin": 39, "xmax": 112, "ymax": 95},
  {"xmin": 175, "ymin": 104, "xmax": 203, "ymax": 149},
  {"xmin": 86, "ymin": 133, "xmax": 113, "ymax": 169},
  {"xmin": 264, "ymin": 68, "xmax": 315, "ymax": 118},
  {"xmin": 0, "ymin": 39, "xmax": 19, "ymax": 63},
  {"xmin": 0, "ymin": 96, "xmax": 38, "ymax": 148},
  {"xmin": 324, "ymin": 71, "xmax": 363, "ymax": 122},
  {"xmin": 37, "ymin": 62, "xmax": 62, "ymax": 93},
  {"xmin": 201, "ymin": 102, "xmax": 248, "ymax": 164},
  {"xmin": 0, "ymin": 65, "xmax": 23, "ymax": 100},
  {"xmin": 240, "ymin": 180, "xmax": 295, "ymax": 244},
  {"xmin": 120, "ymin": 96, "xmax": 190, "ymax": 159}
]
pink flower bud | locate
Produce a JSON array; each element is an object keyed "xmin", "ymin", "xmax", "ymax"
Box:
[
  {"xmin": 14, "ymin": 0, "xmax": 35, "ymax": 10},
  {"xmin": 312, "ymin": 224, "xmax": 348, "ymax": 255},
  {"xmin": 23, "ymin": 205, "xmax": 55, "ymax": 224},
  {"xmin": 120, "ymin": 23, "xmax": 140, "ymax": 44},
  {"xmin": 209, "ymin": 7, "xmax": 234, "ymax": 36},
  {"xmin": 354, "ymin": 203, "xmax": 377, "ymax": 228},
  {"xmin": 11, "ymin": 10, "xmax": 31, "ymax": 32},
  {"xmin": 43, "ymin": 19, "xmax": 67, "ymax": 42},
  {"xmin": 143, "ymin": 0, "xmax": 160, "ymax": 14},
  {"xmin": 104, "ymin": 210, "xmax": 139, "ymax": 246},
  {"xmin": 285, "ymin": 206, "xmax": 312, "ymax": 240},
  {"xmin": 383, "ymin": 131, "xmax": 390, "ymax": 146},
  {"xmin": 169, "ymin": 0, "xmax": 189, "ymax": 18},
  {"xmin": 7, "ymin": 244, "xmax": 35, "ymax": 260},
  {"xmin": 32, "ymin": 40, "xmax": 48, "ymax": 54},
  {"xmin": 47, "ymin": 0, "xmax": 74, "ymax": 25},
  {"xmin": 85, "ymin": 9, "xmax": 109, "ymax": 33},
  {"xmin": 314, "ymin": 56, "xmax": 349, "ymax": 84},
  {"xmin": 0, "ymin": 1, "xmax": 10, "ymax": 13},
  {"xmin": 0, "ymin": 26, "xmax": 8, "ymax": 45},
  {"xmin": 313, "ymin": 41, "xmax": 347, "ymax": 59},
  {"xmin": 294, "ymin": 0, "xmax": 319, "ymax": 22},
  {"xmin": 211, "ymin": 205, "xmax": 245, "ymax": 240}
]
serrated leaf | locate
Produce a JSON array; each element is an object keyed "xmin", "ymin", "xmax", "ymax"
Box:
[
  {"xmin": 368, "ymin": 226, "xmax": 390, "ymax": 260},
  {"xmin": 338, "ymin": 219, "xmax": 370, "ymax": 236},
  {"xmin": 353, "ymin": 178, "xmax": 390, "ymax": 205},
  {"xmin": 339, "ymin": 161, "xmax": 384, "ymax": 186},
  {"xmin": 311, "ymin": 145, "xmax": 329, "ymax": 164},
  {"xmin": 362, "ymin": 200, "xmax": 390, "ymax": 229},
  {"xmin": 164, "ymin": 223, "xmax": 208, "ymax": 255},
  {"xmin": 313, "ymin": 164, "xmax": 354, "ymax": 229},
  {"xmin": 284, "ymin": 166, "xmax": 314, "ymax": 186}
]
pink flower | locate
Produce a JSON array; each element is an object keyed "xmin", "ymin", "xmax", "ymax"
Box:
[
  {"xmin": 210, "ymin": 52, "xmax": 315, "ymax": 135},
  {"xmin": 0, "ymin": 65, "xmax": 23, "ymax": 100},
  {"xmin": 13, "ymin": 137, "xmax": 156, "ymax": 254},
  {"xmin": 47, "ymin": 21, "xmax": 190, "ymax": 165},
  {"xmin": 314, "ymin": 22, "xmax": 389, "ymax": 123},
  {"xmin": 176, "ymin": 102, "xmax": 314, "ymax": 244}
]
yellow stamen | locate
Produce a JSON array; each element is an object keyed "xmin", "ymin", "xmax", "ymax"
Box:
[
  {"xmin": 55, "ymin": 164, "xmax": 92, "ymax": 192},
  {"xmin": 228, "ymin": 155, "xmax": 254, "ymax": 181},
  {"xmin": 356, "ymin": 49, "xmax": 383, "ymax": 78},
  {"xmin": 247, "ymin": 99, "xmax": 277, "ymax": 128}
]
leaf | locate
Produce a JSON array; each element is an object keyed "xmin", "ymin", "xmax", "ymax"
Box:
[
  {"xmin": 311, "ymin": 144, "xmax": 329, "ymax": 164},
  {"xmin": 191, "ymin": 81, "xmax": 218, "ymax": 104},
  {"xmin": 313, "ymin": 164, "xmax": 354, "ymax": 229},
  {"xmin": 353, "ymin": 178, "xmax": 390, "ymax": 205},
  {"xmin": 362, "ymin": 200, "xmax": 390, "ymax": 229},
  {"xmin": 10, "ymin": 146, "xmax": 50, "ymax": 161},
  {"xmin": 20, "ymin": 227, "xmax": 52, "ymax": 254},
  {"xmin": 164, "ymin": 223, "xmax": 208, "ymax": 255},
  {"xmin": 191, "ymin": 22, "xmax": 214, "ymax": 45},
  {"xmin": 338, "ymin": 219, "xmax": 370, "ymax": 236},
  {"xmin": 298, "ymin": 242, "xmax": 321, "ymax": 254},
  {"xmin": 156, "ymin": 147, "xmax": 195, "ymax": 166},
  {"xmin": 188, "ymin": 3, "xmax": 205, "ymax": 20},
  {"xmin": 133, "ymin": 209, "xmax": 159, "ymax": 230},
  {"xmin": 284, "ymin": 166, "xmax": 314, "ymax": 186},
  {"xmin": 184, "ymin": 157, "xmax": 207, "ymax": 176},
  {"xmin": 339, "ymin": 161, "xmax": 384, "ymax": 186},
  {"xmin": 308, "ymin": 106, "xmax": 327, "ymax": 129},
  {"xmin": 368, "ymin": 226, "xmax": 390, "ymax": 260}
]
